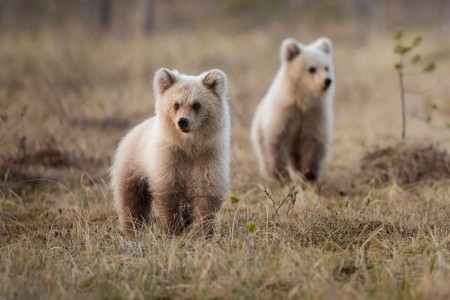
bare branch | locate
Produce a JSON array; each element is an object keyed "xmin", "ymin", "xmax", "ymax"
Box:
[{"xmin": 263, "ymin": 185, "xmax": 278, "ymax": 216}]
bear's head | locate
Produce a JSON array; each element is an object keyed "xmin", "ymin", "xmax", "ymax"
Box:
[
  {"xmin": 280, "ymin": 37, "xmax": 334, "ymax": 95},
  {"xmin": 153, "ymin": 68, "xmax": 229, "ymax": 145}
]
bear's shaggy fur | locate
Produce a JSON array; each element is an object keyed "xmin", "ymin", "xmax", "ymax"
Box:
[
  {"xmin": 110, "ymin": 68, "xmax": 230, "ymax": 235},
  {"xmin": 251, "ymin": 37, "xmax": 335, "ymax": 182}
]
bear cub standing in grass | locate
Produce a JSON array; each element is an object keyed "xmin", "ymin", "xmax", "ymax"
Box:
[
  {"xmin": 251, "ymin": 37, "xmax": 335, "ymax": 182},
  {"xmin": 111, "ymin": 68, "xmax": 230, "ymax": 236}
]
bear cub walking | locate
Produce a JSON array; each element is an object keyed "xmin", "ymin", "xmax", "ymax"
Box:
[
  {"xmin": 111, "ymin": 68, "xmax": 230, "ymax": 235},
  {"xmin": 251, "ymin": 37, "xmax": 335, "ymax": 182}
]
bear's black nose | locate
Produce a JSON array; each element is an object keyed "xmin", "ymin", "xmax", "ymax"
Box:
[
  {"xmin": 178, "ymin": 118, "xmax": 189, "ymax": 129},
  {"xmin": 324, "ymin": 78, "xmax": 332, "ymax": 87}
]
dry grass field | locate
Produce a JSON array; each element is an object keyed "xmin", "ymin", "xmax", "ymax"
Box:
[{"xmin": 1, "ymin": 19, "xmax": 450, "ymax": 299}]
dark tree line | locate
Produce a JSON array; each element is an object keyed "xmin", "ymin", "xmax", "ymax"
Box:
[
  {"xmin": 0, "ymin": 0, "xmax": 448, "ymax": 33},
  {"xmin": 0, "ymin": 0, "xmax": 155, "ymax": 32}
]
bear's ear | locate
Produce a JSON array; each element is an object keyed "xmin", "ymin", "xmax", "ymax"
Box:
[
  {"xmin": 281, "ymin": 38, "xmax": 301, "ymax": 62},
  {"xmin": 202, "ymin": 69, "xmax": 227, "ymax": 98},
  {"xmin": 154, "ymin": 68, "xmax": 178, "ymax": 95},
  {"xmin": 313, "ymin": 37, "xmax": 332, "ymax": 54}
]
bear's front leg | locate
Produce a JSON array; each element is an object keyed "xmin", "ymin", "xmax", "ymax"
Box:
[
  {"xmin": 153, "ymin": 194, "xmax": 187, "ymax": 235},
  {"xmin": 192, "ymin": 196, "xmax": 223, "ymax": 237}
]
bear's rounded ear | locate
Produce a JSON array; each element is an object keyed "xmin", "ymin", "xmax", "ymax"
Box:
[
  {"xmin": 313, "ymin": 37, "xmax": 333, "ymax": 54},
  {"xmin": 281, "ymin": 38, "xmax": 301, "ymax": 62},
  {"xmin": 202, "ymin": 69, "xmax": 227, "ymax": 98},
  {"xmin": 154, "ymin": 68, "xmax": 178, "ymax": 95}
]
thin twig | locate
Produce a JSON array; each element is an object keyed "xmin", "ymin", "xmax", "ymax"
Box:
[
  {"xmin": 280, "ymin": 183, "xmax": 299, "ymax": 215},
  {"xmin": 263, "ymin": 185, "xmax": 278, "ymax": 216},
  {"xmin": 399, "ymin": 54, "xmax": 406, "ymax": 139},
  {"xmin": 303, "ymin": 184, "xmax": 322, "ymax": 220}
]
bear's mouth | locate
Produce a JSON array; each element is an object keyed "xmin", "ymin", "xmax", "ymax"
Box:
[{"xmin": 180, "ymin": 128, "xmax": 191, "ymax": 133}]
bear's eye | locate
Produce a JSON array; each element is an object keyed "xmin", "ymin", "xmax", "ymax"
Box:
[
  {"xmin": 192, "ymin": 102, "xmax": 201, "ymax": 110},
  {"xmin": 174, "ymin": 103, "xmax": 180, "ymax": 110},
  {"xmin": 325, "ymin": 66, "xmax": 329, "ymax": 72},
  {"xmin": 308, "ymin": 67, "xmax": 316, "ymax": 74}
]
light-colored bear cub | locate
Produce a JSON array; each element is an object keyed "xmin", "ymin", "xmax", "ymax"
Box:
[
  {"xmin": 111, "ymin": 68, "xmax": 230, "ymax": 236},
  {"xmin": 251, "ymin": 37, "xmax": 335, "ymax": 182}
]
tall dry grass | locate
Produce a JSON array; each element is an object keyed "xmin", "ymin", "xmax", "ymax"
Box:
[{"xmin": 1, "ymin": 21, "xmax": 450, "ymax": 299}]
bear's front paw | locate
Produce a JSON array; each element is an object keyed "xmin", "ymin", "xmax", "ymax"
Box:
[{"xmin": 304, "ymin": 170, "xmax": 317, "ymax": 182}]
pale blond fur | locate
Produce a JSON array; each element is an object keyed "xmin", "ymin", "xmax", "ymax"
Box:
[
  {"xmin": 251, "ymin": 37, "xmax": 335, "ymax": 182},
  {"xmin": 110, "ymin": 68, "xmax": 230, "ymax": 235}
]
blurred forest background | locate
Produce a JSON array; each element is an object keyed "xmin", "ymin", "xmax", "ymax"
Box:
[
  {"xmin": 1, "ymin": 0, "xmax": 449, "ymax": 34},
  {"xmin": 0, "ymin": 0, "xmax": 449, "ymax": 176}
]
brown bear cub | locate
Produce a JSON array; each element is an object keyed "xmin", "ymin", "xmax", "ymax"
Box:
[
  {"xmin": 251, "ymin": 37, "xmax": 335, "ymax": 183},
  {"xmin": 110, "ymin": 68, "xmax": 230, "ymax": 236}
]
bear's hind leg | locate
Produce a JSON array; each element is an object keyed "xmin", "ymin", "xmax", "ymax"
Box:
[
  {"xmin": 252, "ymin": 124, "xmax": 270, "ymax": 179},
  {"xmin": 267, "ymin": 140, "xmax": 291, "ymax": 182}
]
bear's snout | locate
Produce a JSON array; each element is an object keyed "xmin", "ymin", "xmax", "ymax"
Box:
[
  {"xmin": 178, "ymin": 117, "xmax": 189, "ymax": 132},
  {"xmin": 324, "ymin": 78, "xmax": 332, "ymax": 89}
]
